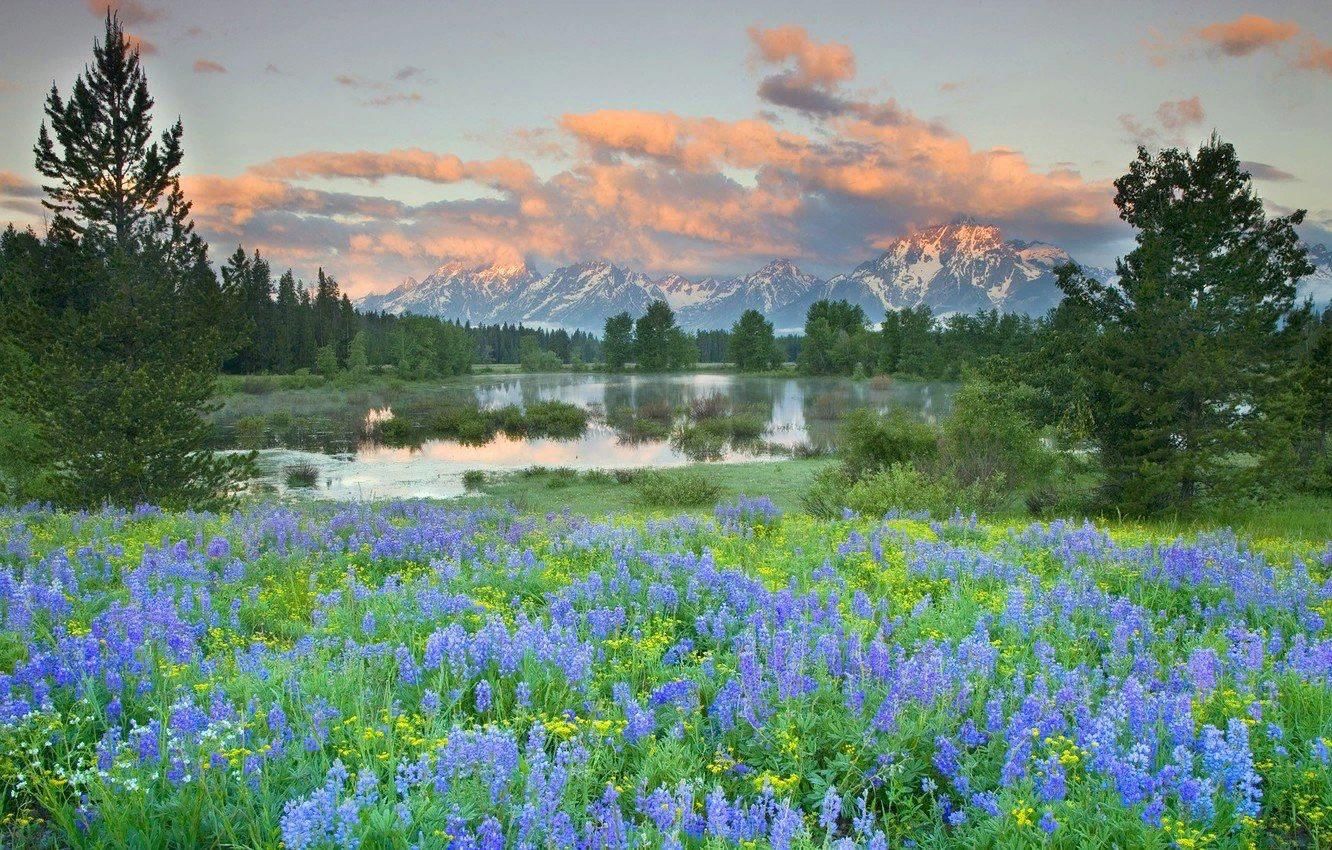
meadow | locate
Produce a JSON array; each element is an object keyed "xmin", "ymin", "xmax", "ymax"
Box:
[{"xmin": 2, "ymin": 498, "xmax": 1330, "ymax": 849}]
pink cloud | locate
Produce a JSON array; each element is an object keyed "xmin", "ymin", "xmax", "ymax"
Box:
[
  {"xmin": 193, "ymin": 59, "xmax": 226, "ymax": 75},
  {"xmin": 86, "ymin": 0, "xmax": 165, "ymax": 27},
  {"xmin": 1197, "ymin": 14, "xmax": 1300, "ymax": 57},
  {"xmin": 1296, "ymin": 39, "xmax": 1332, "ymax": 74},
  {"xmin": 180, "ymin": 25, "xmax": 1121, "ymax": 296},
  {"xmin": 1151, "ymin": 15, "xmax": 1331, "ymax": 77},
  {"xmin": 1155, "ymin": 96, "xmax": 1205, "ymax": 130},
  {"xmin": 747, "ymin": 25, "xmax": 855, "ymax": 87}
]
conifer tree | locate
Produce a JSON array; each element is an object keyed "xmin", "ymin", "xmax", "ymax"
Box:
[
  {"xmin": 602, "ymin": 312, "xmax": 635, "ymax": 371},
  {"xmin": 8, "ymin": 13, "xmax": 251, "ymax": 509},
  {"xmin": 1056, "ymin": 135, "xmax": 1312, "ymax": 514}
]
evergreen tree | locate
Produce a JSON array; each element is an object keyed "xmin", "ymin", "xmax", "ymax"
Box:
[
  {"xmin": 729, "ymin": 309, "xmax": 778, "ymax": 371},
  {"xmin": 6, "ymin": 14, "xmax": 249, "ymax": 509},
  {"xmin": 634, "ymin": 300, "xmax": 690, "ymax": 372},
  {"xmin": 1056, "ymin": 135, "xmax": 1312, "ymax": 514},
  {"xmin": 603, "ymin": 312, "xmax": 635, "ymax": 370},
  {"xmin": 347, "ymin": 330, "xmax": 369, "ymax": 375},
  {"xmin": 798, "ymin": 300, "xmax": 868, "ymax": 375}
]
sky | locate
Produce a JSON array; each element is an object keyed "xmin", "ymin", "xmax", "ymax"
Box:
[{"xmin": 1, "ymin": 0, "xmax": 1329, "ymax": 297}]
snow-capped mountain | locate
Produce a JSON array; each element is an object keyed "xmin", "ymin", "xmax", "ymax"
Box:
[
  {"xmin": 1300, "ymin": 243, "xmax": 1332, "ymax": 306},
  {"xmin": 506, "ymin": 260, "xmax": 666, "ymax": 329},
  {"xmin": 770, "ymin": 220, "xmax": 1083, "ymax": 330},
  {"xmin": 357, "ymin": 260, "xmax": 540, "ymax": 323},
  {"xmin": 655, "ymin": 274, "xmax": 734, "ymax": 311},
  {"xmin": 353, "ymin": 220, "xmax": 1137, "ymax": 330},
  {"xmin": 679, "ymin": 259, "xmax": 823, "ymax": 330}
]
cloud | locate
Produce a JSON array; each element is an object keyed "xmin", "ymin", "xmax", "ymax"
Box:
[
  {"xmin": 334, "ymin": 71, "xmax": 424, "ymax": 105},
  {"xmin": 748, "ymin": 25, "xmax": 855, "ymax": 86},
  {"xmin": 1152, "ymin": 15, "xmax": 1332, "ymax": 76},
  {"xmin": 264, "ymin": 63, "xmax": 283, "ymax": 74},
  {"xmin": 182, "ymin": 24, "xmax": 1121, "ymax": 295},
  {"xmin": 1197, "ymin": 14, "xmax": 1300, "ymax": 57},
  {"xmin": 1155, "ymin": 96, "xmax": 1204, "ymax": 130},
  {"xmin": 193, "ymin": 59, "xmax": 227, "ymax": 75},
  {"xmin": 1120, "ymin": 97, "xmax": 1205, "ymax": 146},
  {"xmin": 1297, "ymin": 40, "xmax": 1332, "ymax": 74},
  {"xmin": 1240, "ymin": 161, "xmax": 1297, "ymax": 182},
  {"xmin": 0, "ymin": 171, "xmax": 44, "ymax": 219},
  {"xmin": 86, "ymin": 0, "xmax": 165, "ymax": 26},
  {"xmin": 747, "ymin": 25, "xmax": 862, "ymax": 118},
  {"xmin": 366, "ymin": 92, "xmax": 423, "ymax": 107},
  {"xmin": 122, "ymin": 32, "xmax": 157, "ymax": 55},
  {"xmin": 0, "ymin": 79, "xmax": 19, "ymax": 94}
]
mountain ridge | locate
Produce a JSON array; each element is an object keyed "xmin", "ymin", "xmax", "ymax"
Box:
[{"xmin": 355, "ymin": 222, "xmax": 1330, "ymax": 331}]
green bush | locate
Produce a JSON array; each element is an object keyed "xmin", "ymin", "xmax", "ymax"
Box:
[
  {"xmin": 284, "ymin": 462, "xmax": 319, "ymax": 489},
  {"xmin": 838, "ymin": 407, "xmax": 939, "ymax": 480},
  {"xmin": 375, "ymin": 416, "xmax": 419, "ymax": 447},
  {"xmin": 523, "ymin": 401, "xmax": 589, "ymax": 438},
  {"xmin": 844, "ymin": 463, "xmax": 1008, "ymax": 518},
  {"xmin": 942, "ymin": 378, "xmax": 1054, "ymax": 492},
  {"xmin": 634, "ymin": 469, "xmax": 722, "ymax": 507},
  {"xmin": 461, "ymin": 469, "xmax": 486, "ymax": 490}
]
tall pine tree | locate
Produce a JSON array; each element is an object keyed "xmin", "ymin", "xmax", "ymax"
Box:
[
  {"xmin": 6, "ymin": 13, "xmax": 251, "ymax": 508},
  {"xmin": 1056, "ymin": 135, "xmax": 1312, "ymax": 514}
]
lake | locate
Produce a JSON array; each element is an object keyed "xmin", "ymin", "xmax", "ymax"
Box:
[{"xmin": 215, "ymin": 373, "xmax": 952, "ymax": 500}]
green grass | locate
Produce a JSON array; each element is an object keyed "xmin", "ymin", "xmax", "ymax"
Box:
[
  {"xmin": 471, "ymin": 457, "xmax": 1332, "ymax": 545},
  {"xmin": 471, "ymin": 458, "xmax": 836, "ymax": 516}
]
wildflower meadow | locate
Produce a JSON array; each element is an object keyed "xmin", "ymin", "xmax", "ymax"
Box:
[{"xmin": 1, "ymin": 498, "xmax": 1330, "ymax": 848}]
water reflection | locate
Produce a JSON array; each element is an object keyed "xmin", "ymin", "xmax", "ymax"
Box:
[{"xmin": 219, "ymin": 373, "xmax": 952, "ymax": 500}]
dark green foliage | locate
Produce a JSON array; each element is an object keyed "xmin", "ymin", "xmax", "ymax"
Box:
[
  {"xmin": 1264, "ymin": 303, "xmax": 1332, "ymax": 492},
  {"xmin": 518, "ymin": 335, "xmax": 563, "ymax": 372},
  {"xmin": 634, "ymin": 300, "xmax": 695, "ymax": 372},
  {"xmin": 837, "ymin": 408, "xmax": 939, "ymax": 480},
  {"xmin": 391, "ymin": 315, "xmax": 473, "ymax": 379},
  {"xmin": 1, "ymin": 16, "xmax": 251, "ymax": 509},
  {"xmin": 729, "ymin": 309, "xmax": 780, "ymax": 371},
  {"xmin": 284, "ymin": 462, "xmax": 319, "ymax": 489},
  {"xmin": 372, "ymin": 401, "xmax": 589, "ymax": 447},
  {"xmin": 1054, "ymin": 135, "xmax": 1312, "ymax": 515},
  {"xmin": 798, "ymin": 300, "xmax": 872, "ymax": 375},
  {"xmin": 634, "ymin": 468, "xmax": 722, "ymax": 507},
  {"xmin": 940, "ymin": 378, "xmax": 1053, "ymax": 493},
  {"xmin": 35, "ymin": 13, "xmax": 193, "ymax": 255},
  {"xmin": 602, "ymin": 312, "xmax": 635, "ymax": 371},
  {"xmin": 461, "ymin": 470, "xmax": 486, "ymax": 490}
]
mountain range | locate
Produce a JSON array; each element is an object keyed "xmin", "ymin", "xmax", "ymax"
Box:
[{"xmin": 356, "ymin": 219, "xmax": 1332, "ymax": 331}]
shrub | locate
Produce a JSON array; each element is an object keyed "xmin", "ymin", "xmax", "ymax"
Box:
[
  {"xmin": 843, "ymin": 463, "xmax": 1007, "ymax": 518},
  {"xmin": 375, "ymin": 416, "xmax": 420, "ymax": 447},
  {"xmin": 727, "ymin": 414, "xmax": 766, "ymax": 441},
  {"xmin": 612, "ymin": 468, "xmax": 637, "ymax": 485},
  {"xmin": 688, "ymin": 392, "xmax": 729, "ymax": 421},
  {"xmin": 672, "ymin": 424, "xmax": 727, "ymax": 461},
  {"xmin": 232, "ymin": 415, "xmax": 269, "ymax": 450},
  {"xmin": 582, "ymin": 469, "xmax": 615, "ymax": 485},
  {"xmin": 546, "ymin": 467, "xmax": 579, "ymax": 489},
  {"xmin": 941, "ymin": 378, "xmax": 1054, "ymax": 492},
  {"xmin": 284, "ymin": 462, "xmax": 319, "ymax": 489},
  {"xmin": 524, "ymin": 401, "xmax": 589, "ymax": 439},
  {"xmin": 801, "ymin": 467, "xmax": 853, "ymax": 519},
  {"xmin": 461, "ymin": 469, "xmax": 486, "ymax": 490},
  {"xmin": 634, "ymin": 469, "xmax": 721, "ymax": 507},
  {"xmin": 838, "ymin": 408, "xmax": 939, "ymax": 480},
  {"xmin": 638, "ymin": 398, "xmax": 675, "ymax": 424}
]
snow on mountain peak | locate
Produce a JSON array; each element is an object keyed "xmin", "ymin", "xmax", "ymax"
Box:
[{"xmin": 354, "ymin": 221, "xmax": 1135, "ymax": 329}]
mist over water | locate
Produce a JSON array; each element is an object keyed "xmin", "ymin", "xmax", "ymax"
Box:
[{"xmin": 216, "ymin": 373, "xmax": 952, "ymax": 499}]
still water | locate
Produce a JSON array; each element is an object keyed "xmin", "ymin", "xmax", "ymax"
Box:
[{"xmin": 218, "ymin": 373, "xmax": 952, "ymax": 500}]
